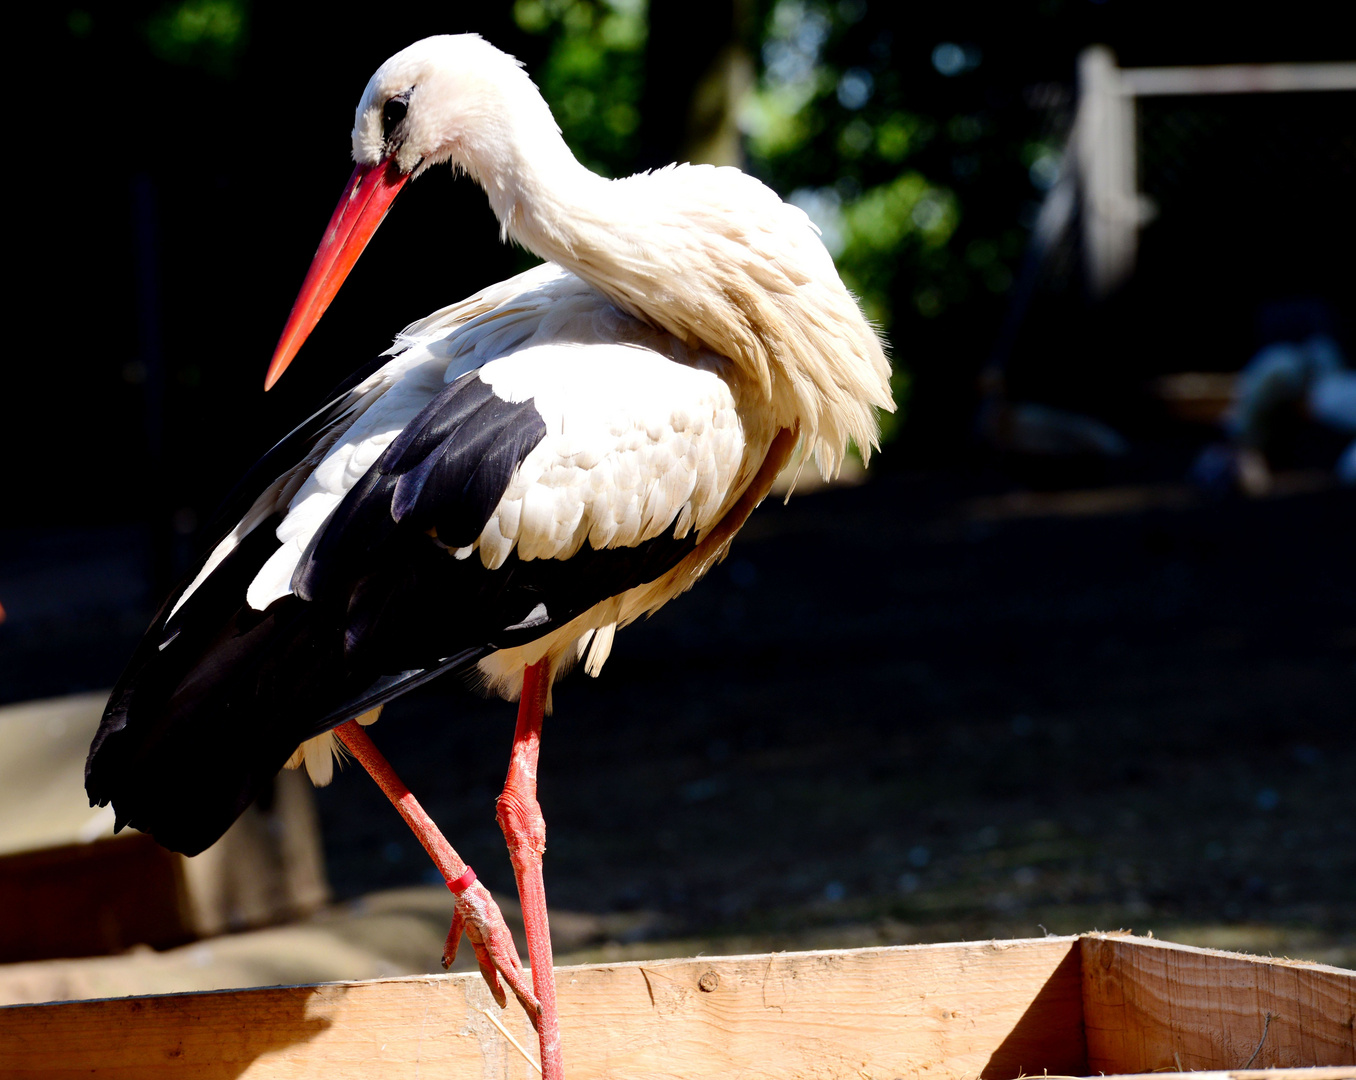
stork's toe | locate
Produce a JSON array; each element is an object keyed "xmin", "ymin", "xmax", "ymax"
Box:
[{"xmin": 449, "ymin": 879, "xmax": 542, "ymax": 1022}]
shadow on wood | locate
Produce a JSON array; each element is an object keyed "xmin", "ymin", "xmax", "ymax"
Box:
[
  {"xmin": 5, "ymin": 987, "xmax": 332, "ymax": 1080},
  {"xmin": 983, "ymin": 937, "xmax": 1087, "ymax": 1077}
]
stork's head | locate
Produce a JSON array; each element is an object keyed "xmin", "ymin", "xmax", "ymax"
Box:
[
  {"xmin": 349, "ymin": 35, "xmax": 550, "ymax": 180},
  {"xmin": 266, "ymin": 35, "xmax": 552, "ymax": 389}
]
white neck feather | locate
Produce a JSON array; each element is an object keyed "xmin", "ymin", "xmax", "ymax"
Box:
[{"xmin": 446, "ymin": 44, "xmax": 895, "ymax": 476}]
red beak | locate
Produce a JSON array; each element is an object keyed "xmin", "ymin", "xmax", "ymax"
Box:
[{"xmin": 265, "ymin": 159, "xmax": 411, "ymax": 390}]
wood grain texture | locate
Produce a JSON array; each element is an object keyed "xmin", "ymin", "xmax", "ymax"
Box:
[
  {"xmin": 1082, "ymin": 933, "xmax": 1356, "ymax": 1074},
  {"xmin": 0, "ymin": 937, "xmax": 1085, "ymax": 1080},
  {"xmin": 1094, "ymin": 1070, "xmax": 1356, "ymax": 1080}
]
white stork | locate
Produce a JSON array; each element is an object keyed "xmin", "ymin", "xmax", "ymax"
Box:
[{"xmin": 86, "ymin": 34, "xmax": 892, "ymax": 1076}]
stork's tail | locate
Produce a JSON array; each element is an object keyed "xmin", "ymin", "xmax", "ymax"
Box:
[{"xmin": 84, "ymin": 513, "xmax": 482, "ymax": 856}]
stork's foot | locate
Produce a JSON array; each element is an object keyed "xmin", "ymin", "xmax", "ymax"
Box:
[
  {"xmin": 443, "ymin": 878, "xmax": 542, "ymax": 1023},
  {"xmin": 331, "ymin": 721, "xmax": 542, "ymax": 1023}
]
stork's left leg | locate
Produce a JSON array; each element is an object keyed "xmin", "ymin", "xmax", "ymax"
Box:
[
  {"xmin": 333, "ymin": 720, "xmax": 540, "ymax": 1020},
  {"xmin": 497, "ymin": 658, "xmax": 563, "ymax": 1080}
]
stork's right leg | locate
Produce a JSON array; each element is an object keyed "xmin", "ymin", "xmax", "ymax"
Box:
[
  {"xmin": 496, "ymin": 660, "xmax": 564, "ymax": 1080},
  {"xmin": 333, "ymin": 720, "xmax": 541, "ymax": 1020}
]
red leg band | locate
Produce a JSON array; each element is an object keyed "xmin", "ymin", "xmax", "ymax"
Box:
[{"xmin": 447, "ymin": 866, "xmax": 478, "ymax": 894}]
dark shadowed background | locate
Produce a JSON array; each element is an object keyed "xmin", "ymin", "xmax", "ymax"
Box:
[{"xmin": 2, "ymin": 0, "xmax": 1353, "ymax": 967}]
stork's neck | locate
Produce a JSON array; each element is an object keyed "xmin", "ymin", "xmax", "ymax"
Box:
[
  {"xmin": 458, "ymin": 97, "xmax": 893, "ymax": 479},
  {"xmin": 460, "ymin": 109, "xmax": 611, "ymax": 270}
]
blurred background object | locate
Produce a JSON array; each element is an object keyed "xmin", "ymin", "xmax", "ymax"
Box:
[
  {"xmin": 1, "ymin": 0, "xmax": 1352, "ymax": 1000},
  {"xmin": 0, "ymin": 693, "xmax": 327, "ymax": 964},
  {"xmin": 1184, "ymin": 305, "xmax": 1356, "ymax": 495}
]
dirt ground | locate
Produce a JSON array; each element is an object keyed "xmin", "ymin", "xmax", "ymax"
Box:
[{"xmin": 299, "ymin": 472, "xmax": 1356, "ymax": 969}]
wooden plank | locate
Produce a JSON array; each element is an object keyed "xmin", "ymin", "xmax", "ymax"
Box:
[
  {"xmin": 1082, "ymin": 933, "xmax": 1356, "ymax": 1074},
  {"xmin": 1090, "ymin": 1070, "xmax": 1356, "ymax": 1080},
  {"xmin": 0, "ymin": 937, "xmax": 1085, "ymax": 1079}
]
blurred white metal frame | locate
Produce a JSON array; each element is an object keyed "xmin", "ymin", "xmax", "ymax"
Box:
[{"xmin": 1062, "ymin": 49, "xmax": 1356, "ymax": 298}]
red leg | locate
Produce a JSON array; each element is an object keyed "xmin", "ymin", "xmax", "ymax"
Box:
[
  {"xmin": 333, "ymin": 720, "xmax": 540, "ymax": 1020},
  {"xmin": 496, "ymin": 660, "xmax": 564, "ymax": 1080}
]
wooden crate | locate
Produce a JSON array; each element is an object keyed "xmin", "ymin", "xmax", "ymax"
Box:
[
  {"xmin": 2, "ymin": 932, "xmax": 1352, "ymax": 1078},
  {"xmin": 0, "ymin": 693, "xmax": 329, "ymax": 962}
]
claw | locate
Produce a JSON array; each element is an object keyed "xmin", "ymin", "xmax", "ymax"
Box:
[
  {"xmin": 448, "ymin": 879, "xmax": 542, "ymax": 1022},
  {"xmin": 475, "ymin": 948, "xmax": 509, "ymax": 1009},
  {"xmin": 446, "ymin": 900, "xmax": 507, "ymax": 1004},
  {"xmin": 442, "ymin": 907, "xmax": 465, "ymax": 970}
]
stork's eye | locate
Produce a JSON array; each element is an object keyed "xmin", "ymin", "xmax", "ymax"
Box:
[{"xmin": 382, "ymin": 97, "xmax": 408, "ymax": 139}]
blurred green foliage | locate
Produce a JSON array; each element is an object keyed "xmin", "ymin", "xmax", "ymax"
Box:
[
  {"xmin": 513, "ymin": 0, "xmax": 649, "ymax": 175},
  {"xmin": 143, "ymin": 0, "xmax": 249, "ymax": 74},
  {"xmin": 515, "ymin": 0, "xmax": 1063, "ymax": 450},
  {"xmin": 742, "ymin": 1, "xmax": 1054, "ymax": 442}
]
